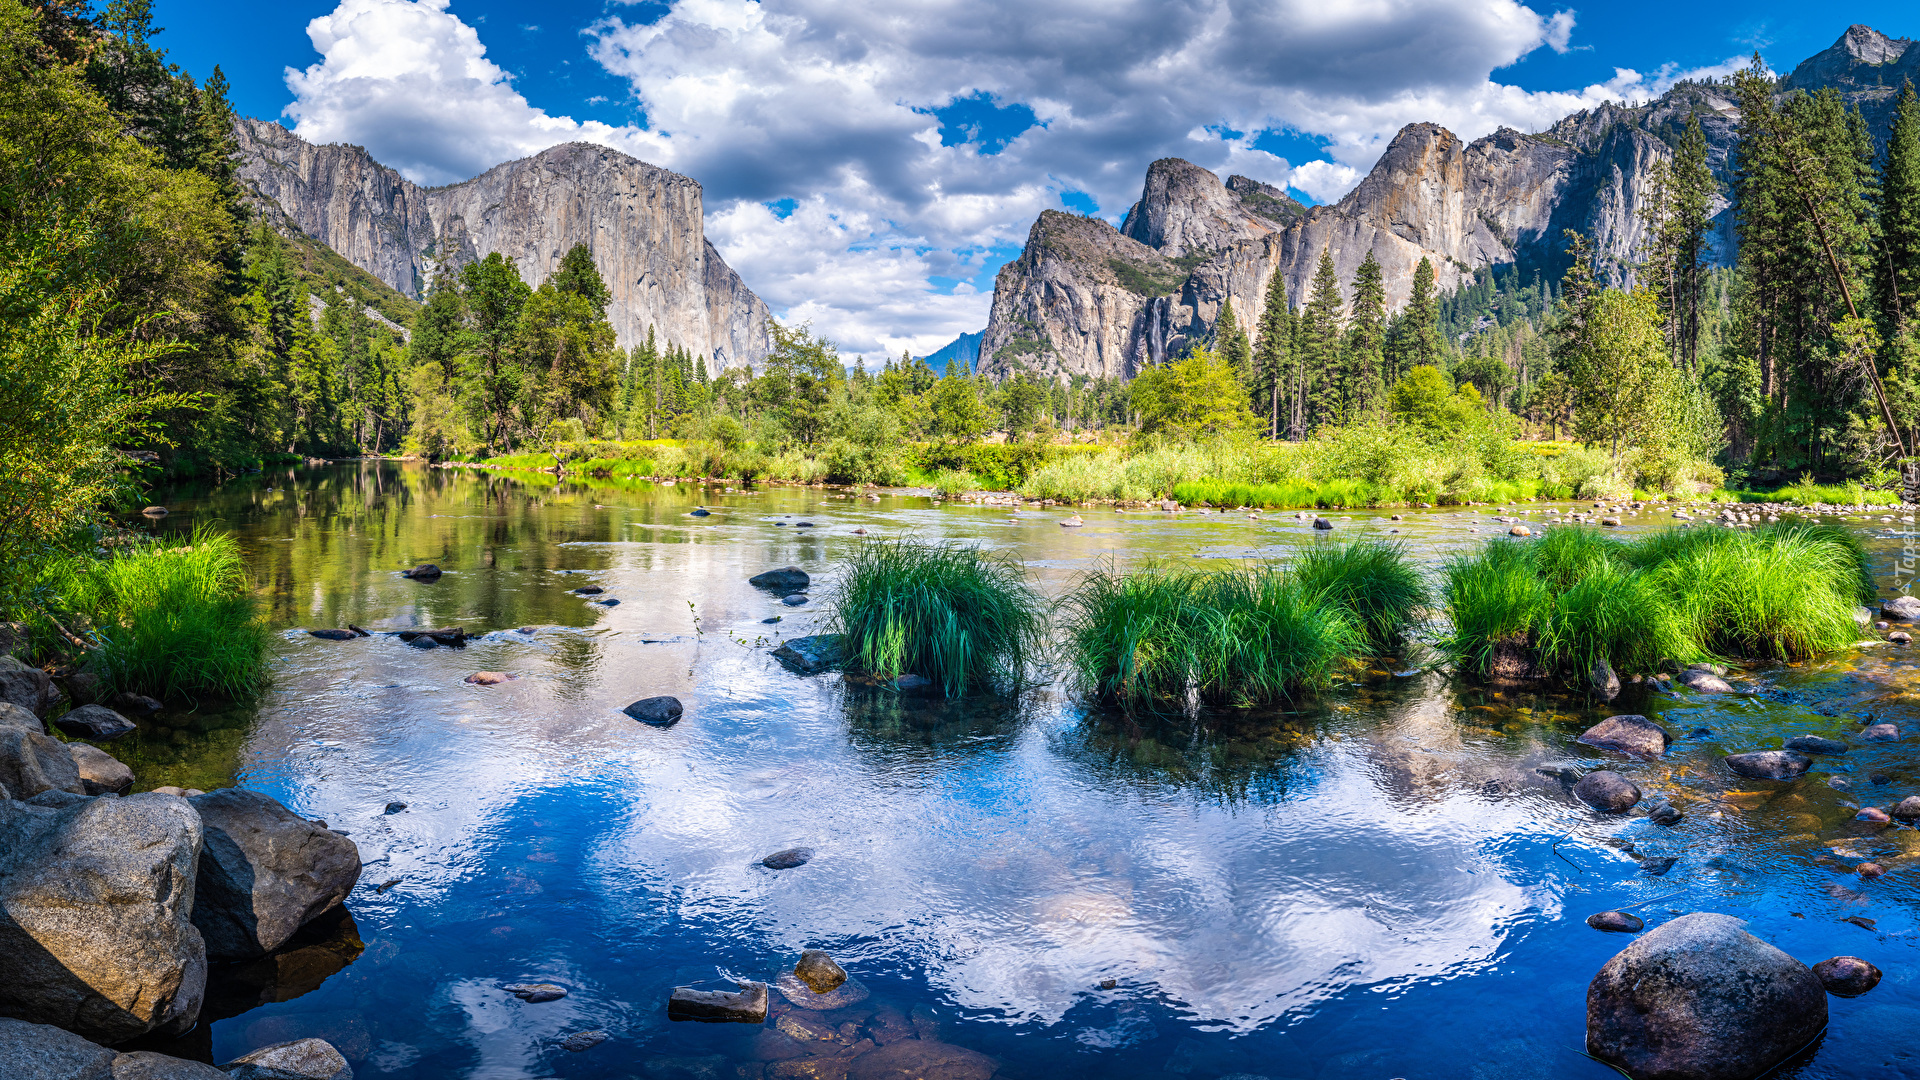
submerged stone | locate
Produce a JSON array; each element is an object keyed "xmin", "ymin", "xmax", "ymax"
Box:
[
  {"xmin": 52, "ymin": 705, "xmax": 136, "ymax": 743},
  {"xmin": 222, "ymin": 1038, "xmax": 352, "ymax": 1080},
  {"xmin": 1724, "ymin": 751, "xmax": 1811, "ymax": 781},
  {"xmin": 1860, "ymin": 723, "xmax": 1900, "ymax": 742},
  {"xmin": 668, "ymin": 980, "xmax": 767, "ymax": 1023},
  {"xmin": 624, "ymin": 696, "xmax": 684, "ymax": 726},
  {"xmin": 794, "ymin": 950, "xmax": 847, "ymax": 994},
  {"xmin": 1586, "ymin": 911, "xmax": 1644, "ymax": 933},
  {"xmin": 1883, "ymin": 595, "xmax": 1920, "ymax": 620},
  {"xmin": 1576, "ymin": 714, "xmax": 1668, "ymax": 759},
  {"xmin": 750, "ymin": 566, "xmax": 810, "ymax": 591},
  {"xmin": 1312, "ymin": 517, "xmax": 1333, "ymax": 530},
  {"xmin": 1574, "ymin": 770, "xmax": 1641, "ymax": 813},
  {"xmin": 771, "ymin": 635, "xmax": 846, "ymax": 674},
  {"xmin": 761, "ymin": 847, "xmax": 813, "ymax": 870},
  {"xmin": 560, "ymin": 1030, "xmax": 609, "ymax": 1052},
  {"xmin": 503, "ymin": 982, "xmax": 567, "ymax": 1002},
  {"xmin": 1676, "ymin": 668, "xmax": 1734, "ymax": 693},
  {"xmin": 775, "ymin": 970, "xmax": 870, "ymax": 1010},
  {"xmin": 1784, "ymin": 735, "xmax": 1847, "ymax": 755},
  {"xmin": 1812, "ymin": 956, "xmax": 1881, "ymax": 997},
  {"xmin": 1590, "ymin": 659, "xmax": 1620, "ymax": 701}
]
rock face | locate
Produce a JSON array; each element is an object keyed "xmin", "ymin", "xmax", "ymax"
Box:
[
  {"xmin": 0, "ymin": 1016, "xmax": 117, "ymax": 1080},
  {"xmin": 1577, "ymin": 715, "xmax": 1670, "ymax": 759},
  {"xmin": 234, "ymin": 120, "xmax": 771, "ymax": 372},
  {"xmin": 0, "ymin": 793, "xmax": 207, "ymax": 1042},
  {"xmin": 189, "ymin": 789, "xmax": 362, "ymax": 961},
  {"xmin": 1586, "ymin": 912, "xmax": 1826, "ymax": 1080}
]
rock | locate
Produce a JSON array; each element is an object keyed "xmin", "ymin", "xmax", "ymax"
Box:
[
  {"xmin": 1312, "ymin": 517, "xmax": 1333, "ymax": 530},
  {"xmin": 559, "ymin": 1030, "xmax": 609, "ymax": 1052},
  {"xmin": 1601, "ymin": 517, "xmax": 1621, "ymax": 527},
  {"xmin": 109, "ymin": 692, "xmax": 163, "ymax": 717},
  {"xmin": 1574, "ymin": 770, "xmax": 1642, "ymax": 813},
  {"xmin": 0, "ymin": 1016, "xmax": 118, "ymax": 1080},
  {"xmin": 571, "ymin": 585, "xmax": 603, "ymax": 595},
  {"xmin": 1724, "ymin": 751, "xmax": 1811, "ymax": 781},
  {"xmin": 53, "ymin": 704, "xmax": 137, "ymax": 743},
  {"xmin": 591, "ymin": 597, "xmax": 620, "ymax": 606},
  {"xmin": 846, "ymin": 1039, "xmax": 996, "ymax": 1080},
  {"xmin": 1589, "ymin": 659, "xmax": 1619, "ymax": 701},
  {"xmin": 1577, "ymin": 714, "xmax": 1668, "ymax": 760},
  {"xmin": 1510, "ymin": 525, "xmax": 1532, "ymax": 537},
  {"xmin": 1060, "ymin": 515, "xmax": 1083, "ymax": 527},
  {"xmin": 1856, "ymin": 606, "xmax": 1875, "ymax": 627},
  {"xmin": 0, "ymin": 700, "xmax": 41, "ymax": 733},
  {"xmin": 502, "ymin": 982, "xmax": 567, "ymax": 1002},
  {"xmin": 1892, "ymin": 795, "xmax": 1920, "ymax": 821},
  {"xmin": 1586, "ymin": 912, "xmax": 1826, "ymax": 1080},
  {"xmin": 1811, "ymin": 956, "xmax": 1882, "ymax": 997},
  {"xmin": 690, "ymin": 508, "xmax": 711, "ymax": 517},
  {"xmin": 771, "ymin": 635, "xmax": 847, "ymax": 674},
  {"xmin": 775, "ymin": 971, "xmax": 870, "ymax": 1010},
  {"xmin": 383, "ymin": 801, "xmax": 406, "ymax": 814},
  {"xmin": 306, "ymin": 630, "xmax": 358, "ymax": 642},
  {"xmin": 0, "ymin": 792, "xmax": 206, "ymax": 1042},
  {"xmin": 1675, "ymin": 668, "xmax": 1734, "ymax": 693},
  {"xmin": 141, "ymin": 506, "xmax": 168, "ymax": 517},
  {"xmin": 1586, "ymin": 911, "xmax": 1644, "ymax": 933},
  {"xmin": 26, "ymin": 788, "xmax": 90, "ymax": 809},
  {"xmin": 1784, "ymin": 735, "xmax": 1847, "ymax": 755},
  {"xmin": 68, "ymin": 743, "xmax": 133, "ymax": 796},
  {"xmin": 794, "ymin": 521, "xmax": 815, "ymax": 528},
  {"xmin": 463, "ymin": 672, "xmax": 515, "ymax": 685},
  {"xmin": 110, "ymin": 1051, "xmax": 231, "ymax": 1079},
  {"xmin": 394, "ymin": 627, "xmax": 464, "ymax": 647},
  {"xmin": 1861, "ymin": 723, "xmax": 1900, "ymax": 741},
  {"xmin": 1883, "ymin": 594, "xmax": 1920, "ymax": 620},
  {"xmin": 1640, "ymin": 856, "xmax": 1678, "ymax": 876},
  {"xmin": 0, "ymin": 724, "xmax": 85, "ymax": 798},
  {"xmin": 667, "ymin": 980, "xmax": 768, "ymax": 1023},
  {"xmin": 0, "ymin": 655, "xmax": 54, "ymax": 716},
  {"xmin": 782, "ymin": 594, "xmax": 808, "ymax": 606},
  {"xmin": 623, "ymin": 696, "xmax": 684, "ymax": 726},
  {"xmin": 751, "ymin": 567, "xmax": 811, "ymax": 591},
  {"xmin": 890, "ymin": 674, "xmax": 935, "ymax": 694},
  {"xmin": 189, "ymin": 789, "xmax": 361, "ymax": 961},
  {"xmin": 762, "ymin": 847, "xmax": 813, "ymax": 870},
  {"xmin": 1647, "ymin": 804, "xmax": 1683, "ymax": 826},
  {"xmin": 795, "ymin": 950, "xmax": 847, "ymax": 994},
  {"xmin": 400, "ymin": 563, "xmax": 442, "ymax": 581},
  {"xmin": 1855, "ymin": 807, "xmax": 1891, "ymax": 824},
  {"xmin": 221, "ymin": 1038, "xmax": 353, "ymax": 1080},
  {"xmin": 1893, "ymin": 631, "xmax": 1913, "ymax": 644}
]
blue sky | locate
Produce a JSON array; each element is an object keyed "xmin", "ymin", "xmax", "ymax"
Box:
[{"xmin": 150, "ymin": 0, "xmax": 1919, "ymax": 357}]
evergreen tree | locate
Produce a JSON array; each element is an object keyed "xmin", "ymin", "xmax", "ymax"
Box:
[
  {"xmin": 1881, "ymin": 81, "xmax": 1920, "ymax": 331},
  {"xmin": 1251, "ymin": 269, "xmax": 1292, "ymax": 439},
  {"xmin": 1296, "ymin": 248, "xmax": 1345, "ymax": 432},
  {"xmin": 1212, "ymin": 296, "xmax": 1254, "ymax": 391},
  {"xmin": 1344, "ymin": 251, "xmax": 1388, "ymax": 419}
]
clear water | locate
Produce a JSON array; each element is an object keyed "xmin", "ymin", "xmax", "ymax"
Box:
[{"xmin": 118, "ymin": 462, "xmax": 1920, "ymax": 1079}]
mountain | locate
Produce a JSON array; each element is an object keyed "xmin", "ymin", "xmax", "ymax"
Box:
[
  {"xmin": 232, "ymin": 119, "xmax": 772, "ymax": 373},
  {"xmin": 978, "ymin": 26, "xmax": 1920, "ymax": 380},
  {"xmin": 918, "ymin": 330, "xmax": 984, "ymax": 373}
]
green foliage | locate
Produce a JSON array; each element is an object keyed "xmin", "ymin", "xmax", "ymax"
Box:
[
  {"xmin": 1130, "ymin": 343, "xmax": 1256, "ymax": 439},
  {"xmin": 1290, "ymin": 538, "xmax": 1429, "ymax": 644},
  {"xmin": 45, "ymin": 527, "xmax": 269, "ymax": 700},
  {"xmin": 1107, "ymin": 257, "xmax": 1185, "ymax": 297},
  {"xmin": 829, "ymin": 539, "xmax": 1045, "ymax": 697},
  {"xmin": 1388, "ymin": 365, "xmax": 1493, "ymax": 435}
]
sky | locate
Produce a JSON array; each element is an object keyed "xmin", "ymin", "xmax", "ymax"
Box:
[{"xmin": 150, "ymin": 0, "xmax": 1919, "ymax": 360}]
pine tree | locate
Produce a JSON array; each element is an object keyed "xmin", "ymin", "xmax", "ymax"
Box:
[
  {"xmin": 1252, "ymin": 269, "xmax": 1292, "ymax": 439},
  {"xmin": 1881, "ymin": 81, "xmax": 1920, "ymax": 331},
  {"xmin": 1399, "ymin": 256, "xmax": 1440, "ymax": 381},
  {"xmin": 1344, "ymin": 251, "xmax": 1388, "ymax": 419},
  {"xmin": 1213, "ymin": 296, "xmax": 1254, "ymax": 391},
  {"xmin": 1297, "ymin": 248, "xmax": 1345, "ymax": 432}
]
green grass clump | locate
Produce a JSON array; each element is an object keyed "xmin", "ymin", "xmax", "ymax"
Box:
[
  {"xmin": 926, "ymin": 469, "xmax": 982, "ymax": 498},
  {"xmin": 1441, "ymin": 521, "xmax": 1873, "ymax": 681},
  {"xmin": 1292, "ymin": 538, "xmax": 1429, "ymax": 644},
  {"xmin": 47, "ymin": 527, "xmax": 270, "ymax": 700},
  {"xmin": 480, "ymin": 452, "xmax": 561, "ymax": 470},
  {"xmin": 829, "ymin": 539, "xmax": 1045, "ymax": 697},
  {"xmin": 1060, "ymin": 562, "xmax": 1368, "ymax": 710},
  {"xmin": 572, "ymin": 456, "xmax": 657, "ymax": 477}
]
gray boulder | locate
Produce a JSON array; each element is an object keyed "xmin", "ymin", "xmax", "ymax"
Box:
[
  {"xmin": 1784, "ymin": 735, "xmax": 1848, "ymax": 755},
  {"xmin": 0, "ymin": 700, "xmax": 42, "ymax": 732},
  {"xmin": 69, "ymin": 743, "xmax": 134, "ymax": 796},
  {"xmin": 771, "ymin": 634, "xmax": 847, "ymax": 675},
  {"xmin": 1577, "ymin": 715, "xmax": 1670, "ymax": 760},
  {"xmin": 222, "ymin": 1038, "xmax": 353, "ymax": 1080},
  {"xmin": 189, "ymin": 789, "xmax": 361, "ymax": 961},
  {"xmin": 0, "ymin": 725, "xmax": 85, "ymax": 798},
  {"xmin": 110, "ymin": 1051, "xmax": 231, "ymax": 1079},
  {"xmin": 1586, "ymin": 912, "xmax": 1826, "ymax": 1080},
  {"xmin": 26, "ymin": 789, "xmax": 91, "ymax": 809},
  {"xmin": 1590, "ymin": 659, "xmax": 1620, "ymax": 701},
  {"xmin": 622, "ymin": 696, "xmax": 683, "ymax": 727},
  {"xmin": 1574, "ymin": 771, "xmax": 1642, "ymax": 813},
  {"xmin": 1883, "ymin": 594, "xmax": 1920, "ymax": 620},
  {"xmin": 667, "ymin": 981, "xmax": 767, "ymax": 1023},
  {"xmin": 0, "ymin": 655, "xmax": 53, "ymax": 716},
  {"xmin": 0, "ymin": 1017, "xmax": 117, "ymax": 1080},
  {"xmin": 750, "ymin": 566, "xmax": 810, "ymax": 591},
  {"xmin": 1676, "ymin": 668, "xmax": 1733, "ymax": 693},
  {"xmin": 53, "ymin": 704, "xmax": 137, "ymax": 743},
  {"xmin": 0, "ymin": 792, "xmax": 206, "ymax": 1042},
  {"xmin": 1725, "ymin": 751, "xmax": 1811, "ymax": 781}
]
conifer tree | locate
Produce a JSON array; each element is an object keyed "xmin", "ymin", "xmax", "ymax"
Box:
[
  {"xmin": 1344, "ymin": 251, "xmax": 1388, "ymax": 418},
  {"xmin": 1252, "ymin": 269, "xmax": 1292, "ymax": 438},
  {"xmin": 1881, "ymin": 80, "xmax": 1920, "ymax": 331},
  {"xmin": 1297, "ymin": 248, "xmax": 1346, "ymax": 432},
  {"xmin": 1212, "ymin": 296, "xmax": 1254, "ymax": 390}
]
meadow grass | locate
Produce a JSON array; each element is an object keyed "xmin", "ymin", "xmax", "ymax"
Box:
[
  {"xmin": 829, "ymin": 539, "xmax": 1045, "ymax": 697},
  {"xmin": 1292, "ymin": 538, "xmax": 1429, "ymax": 644},
  {"xmin": 571, "ymin": 456, "xmax": 658, "ymax": 477},
  {"xmin": 47, "ymin": 527, "xmax": 270, "ymax": 700}
]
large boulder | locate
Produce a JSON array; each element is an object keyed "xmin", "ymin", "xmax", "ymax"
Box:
[
  {"xmin": 1586, "ymin": 912, "xmax": 1826, "ymax": 1080},
  {"xmin": 0, "ymin": 725, "xmax": 85, "ymax": 798},
  {"xmin": 222, "ymin": 1038, "xmax": 353, "ymax": 1080},
  {"xmin": 0, "ymin": 700, "xmax": 42, "ymax": 733},
  {"xmin": 750, "ymin": 566, "xmax": 811, "ymax": 591},
  {"xmin": 110, "ymin": 1051, "xmax": 231, "ymax": 1079},
  {"xmin": 1883, "ymin": 594, "xmax": 1920, "ymax": 621},
  {"xmin": 53, "ymin": 705, "xmax": 137, "ymax": 743},
  {"xmin": 771, "ymin": 635, "xmax": 847, "ymax": 675},
  {"xmin": 0, "ymin": 656, "xmax": 54, "ymax": 717},
  {"xmin": 69, "ymin": 743, "xmax": 134, "ymax": 796},
  {"xmin": 0, "ymin": 1016, "xmax": 117, "ymax": 1080},
  {"xmin": 189, "ymin": 789, "xmax": 361, "ymax": 961},
  {"xmin": 1577, "ymin": 715, "xmax": 1670, "ymax": 760},
  {"xmin": 0, "ymin": 793, "xmax": 207, "ymax": 1042}
]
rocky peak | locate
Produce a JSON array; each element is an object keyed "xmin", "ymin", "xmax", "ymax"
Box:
[
  {"xmin": 1119, "ymin": 158, "xmax": 1281, "ymax": 259},
  {"xmin": 1226, "ymin": 175, "xmax": 1306, "ymax": 225},
  {"xmin": 1783, "ymin": 25, "xmax": 1919, "ymax": 92}
]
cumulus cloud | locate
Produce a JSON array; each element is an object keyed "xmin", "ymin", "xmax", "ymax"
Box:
[{"xmin": 283, "ymin": 0, "xmax": 1737, "ymax": 354}]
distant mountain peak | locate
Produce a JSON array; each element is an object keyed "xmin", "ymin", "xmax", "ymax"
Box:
[{"xmin": 1783, "ymin": 25, "xmax": 1918, "ymax": 93}]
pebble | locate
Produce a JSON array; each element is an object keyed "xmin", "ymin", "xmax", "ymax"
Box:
[
  {"xmin": 762, "ymin": 847, "xmax": 814, "ymax": 870},
  {"xmin": 1858, "ymin": 862, "xmax": 1886, "ymax": 878},
  {"xmin": 763, "ymin": 616, "xmax": 782, "ymax": 624},
  {"xmin": 503, "ymin": 982, "xmax": 568, "ymax": 1003},
  {"xmin": 1586, "ymin": 911, "xmax": 1645, "ymax": 933},
  {"xmin": 560, "ymin": 1030, "xmax": 608, "ymax": 1052},
  {"xmin": 783, "ymin": 594, "xmax": 808, "ymax": 606},
  {"xmin": 1855, "ymin": 807, "xmax": 1891, "ymax": 824},
  {"xmin": 1812, "ymin": 956, "xmax": 1882, "ymax": 997},
  {"xmin": 794, "ymin": 950, "xmax": 848, "ymax": 994},
  {"xmin": 464, "ymin": 672, "xmax": 515, "ymax": 685},
  {"xmin": 1893, "ymin": 631, "xmax": 1912, "ymax": 644}
]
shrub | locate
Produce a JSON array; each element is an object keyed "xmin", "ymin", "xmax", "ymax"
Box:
[{"xmin": 829, "ymin": 539, "xmax": 1045, "ymax": 697}]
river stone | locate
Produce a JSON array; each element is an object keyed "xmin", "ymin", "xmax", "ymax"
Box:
[
  {"xmin": 110, "ymin": 1051, "xmax": 231, "ymax": 1079},
  {"xmin": 53, "ymin": 704, "xmax": 137, "ymax": 743},
  {"xmin": 1784, "ymin": 735, "xmax": 1848, "ymax": 755},
  {"xmin": 306, "ymin": 629, "xmax": 358, "ymax": 642},
  {"xmin": 395, "ymin": 627, "xmax": 464, "ymax": 647},
  {"xmin": 1648, "ymin": 804, "xmax": 1683, "ymax": 826},
  {"xmin": 782, "ymin": 594, "xmax": 808, "ymax": 606},
  {"xmin": 0, "ymin": 724, "xmax": 85, "ymax": 798},
  {"xmin": 771, "ymin": 635, "xmax": 847, "ymax": 675},
  {"xmin": 0, "ymin": 655, "xmax": 54, "ymax": 716},
  {"xmin": 0, "ymin": 1016, "xmax": 117, "ymax": 1080},
  {"xmin": 1574, "ymin": 771, "xmax": 1642, "ymax": 813},
  {"xmin": 1676, "ymin": 668, "xmax": 1734, "ymax": 693},
  {"xmin": 1510, "ymin": 525, "xmax": 1532, "ymax": 537},
  {"xmin": 0, "ymin": 700, "xmax": 40, "ymax": 733},
  {"xmin": 559, "ymin": 1030, "xmax": 608, "ymax": 1052},
  {"xmin": 1586, "ymin": 911, "xmax": 1644, "ymax": 933},
  {"xmin": 762, "ymin": 847, "xmax": 813, "ymax": 870},
  {"xmin": 1724, "ymin": 751, "xmax": 1811, "ymax": 781},
  {"xmin": 775, "ymin": 970, "xmax": 870, "ymax": 1010},
  {"xmin": 69, "ymin": 743, "xmax": 133, "ymax": 796},
  {"xmin": 571, "ymin": 585, "xmax": 603, "ymax": 595},
  {"xmin": 401, "ymin": 563, "xmax": 442, "ymax": 581},
  {"xmin": 1861, "ymin": 723, "xmax": 1900, "ymax": 742},
  {"xmin": 751, "ymin": 566, "xmax": 811, "ymax": 591},
  {"xmin": 1590, "ymin": 659, "xmax": 1619, "ymax": 701},
  {"xmin": 222, "ymin": 1038, "xmax": 353, "ymax": 1080},
  {"xmin": 667, "ymin": 981, "xmax": 767, "ymax": 1023},
  {"xmin": 1892, "ymin": 795, "xmax": 1920, "ymax": 821},
  {"xmin": 847, "ymin": 1039, "xmax": 996, "ymax": 1080},
  {"xmin": 1811, "ymin": 956, "xmax": 1882, "ymax": 997},
  {"xmin": 795, "ymin": 950, "xmax": 847, "ymax": 994},
  {"xmin": 1586, "ymin": 912, "xmax": 1825, "ymax": 1080},
  {"xmin": 1312, "ymin": 517, "xmax": 1333, "ymax": 530},
  {"xmin": 1577, "ymin": 715, "xmax": 1669, "ymax": 760},
  {"xmin": 0, "ymin": 792, "xmax": 206, "ymax": 1042},
  {"xmin": 26, "ymin": 788, "xmax": 91, "ymax": 809},
  {"xmin": 110, "ymin": 692, "xmax": 162, "ymax": 717},
  {"xmin": 1883, "ymin": 594, "xmax": 1920, "ymax": 620},
  {"xmin": 623, "ymin": 696, "xmax": 683, "ymax": 727},
  {"xmin": 189, "ymin": 788, "xmax": 362, "ymax": 961}
]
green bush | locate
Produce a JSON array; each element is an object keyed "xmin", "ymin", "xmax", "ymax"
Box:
[{"xmin": 829, "ymin": 539, "xmax": 1045, "ymax": 697}]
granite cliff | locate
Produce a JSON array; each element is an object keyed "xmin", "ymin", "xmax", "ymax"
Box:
[{"xmin": 233, "ymin": 119, "xmax": 771, "ymax": 372}]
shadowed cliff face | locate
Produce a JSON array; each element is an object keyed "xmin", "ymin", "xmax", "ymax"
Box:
[{"xmin": 233, "ymin": 120, "xmax": 771, "ymax": 372}]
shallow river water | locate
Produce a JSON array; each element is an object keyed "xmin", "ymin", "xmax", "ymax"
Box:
[{"xmin": 119, "ymin": 461, "xmax": 1920, "ymax": 1079}]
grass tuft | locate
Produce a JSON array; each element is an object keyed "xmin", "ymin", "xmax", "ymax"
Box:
[{"xmin": 1291, "ymin": 538, "xmax": 1429, "ymax": 644}]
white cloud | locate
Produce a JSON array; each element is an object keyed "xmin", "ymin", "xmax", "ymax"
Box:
[{"xmin": 283, "ymin": 0, "xmax": 1742, "ymax": 355}]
